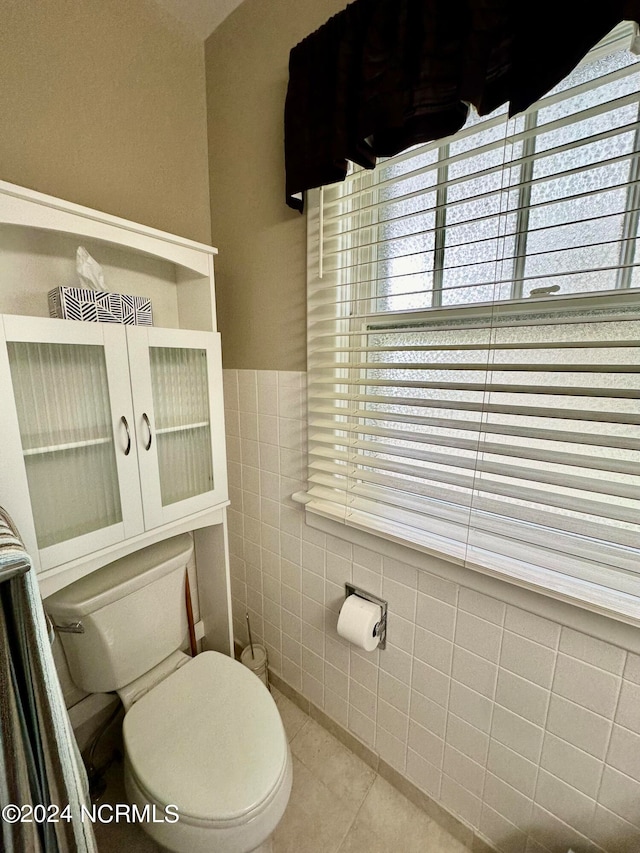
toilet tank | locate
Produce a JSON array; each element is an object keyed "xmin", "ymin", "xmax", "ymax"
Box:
[{"xmin": 45, "ymin": 534, "xmax": 194, "ymax": 694}]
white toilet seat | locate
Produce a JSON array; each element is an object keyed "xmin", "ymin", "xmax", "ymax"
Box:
[{"xmin": 122, "ymin": 651, "xmax": 292, "ymax": 853}]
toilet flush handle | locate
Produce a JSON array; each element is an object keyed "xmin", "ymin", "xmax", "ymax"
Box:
[{"xmin": 52, "ymin": 620, "xmax": 85, "ymax": 634}]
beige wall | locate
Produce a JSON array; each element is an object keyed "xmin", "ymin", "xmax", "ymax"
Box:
[
  {"xmin": 205, "ymin": 0, "xmax": 345, "ymax": 370},
  {"xmin": 0, "ymin": 0, "xmax": 211, "ymax": 244}
]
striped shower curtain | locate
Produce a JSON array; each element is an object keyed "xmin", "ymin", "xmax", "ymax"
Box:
[{"xmin": 0, "ymin": 508, "xmax": 96, "ymax": 853}]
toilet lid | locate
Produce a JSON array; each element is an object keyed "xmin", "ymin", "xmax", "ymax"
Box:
[{"xmin": 123, "ymin": 651, "xmax": 288, "ymax": 823}]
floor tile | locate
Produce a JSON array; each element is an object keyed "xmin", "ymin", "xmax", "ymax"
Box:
[
  {"xmin": 337, "ymin": 775, "xmax": 468, "ymax": 853},
  {"xmin": 272, "ymin": 756, "xmax": 358, "ymax": 853},
  {"xmin": 291, "ymin": 717, "xmax": 376, "ymax": 810},
  {"xmin": 273, "ymin": 687, "xmax": 309, "ymax": 741}
]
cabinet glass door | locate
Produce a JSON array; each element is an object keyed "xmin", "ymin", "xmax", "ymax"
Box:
[
  {"xmin": 149, "ymin": 345, "xmax": 214, "ymax": 505},
  {"xmin": 7, "ymin": 340, "xmax": 122, "ymax": 548},
  {"xmin": 0, "ymin": 316, "xmax": 143, "ymax": 570},
  {"xmin": 128, "ymin": 327, "xmax": 227, "ymax": 529}
]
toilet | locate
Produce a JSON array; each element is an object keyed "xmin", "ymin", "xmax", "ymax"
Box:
[{"xmin": 45, "ymin": 534, "xmax": 292, "ymax": 853}]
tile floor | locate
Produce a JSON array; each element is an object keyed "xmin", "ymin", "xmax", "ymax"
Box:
[{"xmin": 93, "ymin": 687, "xmax": 470, "ymax": 853}]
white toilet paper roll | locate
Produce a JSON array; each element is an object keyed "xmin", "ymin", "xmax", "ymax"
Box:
[{"xmin": 337, "ymin": 594, "xmax": 382, "ymax": 652}]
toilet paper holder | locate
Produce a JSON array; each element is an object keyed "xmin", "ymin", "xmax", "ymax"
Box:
[{"xmin": 344, "ymin": 583, "xmax": 388, "ymax": 650}]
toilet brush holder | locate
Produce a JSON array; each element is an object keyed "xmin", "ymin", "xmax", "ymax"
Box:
[{"xmin": 240, "ymin": 643, "xmax": 269, "ymax": 690}]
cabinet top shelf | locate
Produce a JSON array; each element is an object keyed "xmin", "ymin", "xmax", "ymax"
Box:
[
  {"xmin": 22, "ymin": 436, "xmax": 112, "ymax": 456},
  {"xmin": 0, "ymin": 180, "xmax": 218, "ymax": 278}
]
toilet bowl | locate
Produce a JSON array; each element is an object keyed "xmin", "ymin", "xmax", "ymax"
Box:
[{"xmin": 45, "ymin": 534, "xmax": 292, "ymax": 853}]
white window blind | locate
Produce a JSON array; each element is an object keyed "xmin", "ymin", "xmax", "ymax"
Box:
[{"xmin": 305, "ymin": 24, "xmax": 640, "ymax": 622}]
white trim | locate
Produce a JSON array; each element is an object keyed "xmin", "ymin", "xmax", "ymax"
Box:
[{"xmin": 304, "ymin": 505, "xmax": 640, "ymax": 653}]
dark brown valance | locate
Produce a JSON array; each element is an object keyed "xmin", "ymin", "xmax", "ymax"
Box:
[{"xmin": 285, "ymin": 0, "xmax": 640, "ymax": 210}]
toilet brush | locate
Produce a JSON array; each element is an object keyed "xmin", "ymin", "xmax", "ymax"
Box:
[{"xmin": 246, "ymin": 612, "xmax": 255, "ymax": 659}]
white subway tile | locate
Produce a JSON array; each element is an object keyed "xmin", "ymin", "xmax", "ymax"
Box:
[
  {"xmin": 410, "ymin": 691, "xmax": 447, "ymax": 739},
  {"xmin": 441, "ymin": 775, "xmax": 482, "ymax": 827},
  {"xmin": 443, "ymin": 745, "xmax": 485, "ymax": 796},
  {"xmin": 455, "ymin": 611, "xmax": 502, "ymax": 663},
  {"xmin": 491, "ymin": 705, "xmax": 544, "ymax": 764},
  {"xmin": 324, "ymin": 688, "xmax": 349, "ymax": 728},
  {"xmin": 559, "ymin": 627, "xmax": 626, "ymax": 675},
  {"xmin": 302, "ymin": 671, "xmax": 324, "ymax": 707},
  {"xmin": 302, "ymin": 569, "xmax": 324, "ymax": 605},
  {"xmin": 380, "ymin": 644, "xmax": 413, "ymax": 686},
  {"xmin": 483, "ymin": 773, "xmax": 533, "ymax": 833},
  {"xmin": 382, "ymin": 556, "xmax": 418, "ymax": 588},
  {"xmin": 445, "ymin": 713, "xmax": 489, "ymax": 765},
  {"xmin": 413, "ymin": 626, "xmax": 453, "ymax": 675},
  {"xmin": 495, "ymin": 669, "xmax": 549, "ymax": 726},
  {"xmin": 479, "ymin": 804, "xmax": 527, "ymax": 853},
  {"xmin": 546, "ymin": 694, "xmax": 612, "ymax": 759},
  {"xmin": 280, "ymin": 505, "xmax": 302, "ymax": 538},
  {"xmin": 417, "ymin": 572, "xmax": 458, "ymax": 605},
  {"xmin": 599, "ymin": 765, "xmax": 640, "ymax": 828},
  {"xmin": 352, "ymin": 564, "xmax": 382, "ymax": 596},
  {"xmin": 534, "ymin": 769, "xmax": 596, "ymax": 833},
  {"xmin": 452, "ymin": 646, "xmax": 497, "ymax": 699},
  {"xmin": 382, "ymin": 577, "xmax": 417, "ymax": 622},
  {"xmin": 257, "ymin": 383, "xmax": 278, "ymax": 415},
  {"xmin": 624, "ymin": 653, "xmax": 640, "ymax": 685},
  {"xmin": 324, "ymin": 635, "xmax": 349, "ymax": 672},
  {"xmin": 256, "ymin": 369, "xmax": 278, "ymax": 387},
  {"xmin": 408, "ymin": 720, "xmax": 444, "ymax": 769},
  {"xmin": 324, "ymin": 580, "xmax": 344, "ymax": 614},
  {"xmin": 302, "ymin": 646, "xmax": 324, "ymax": 682},
  {"xmin": 500, "ymin": 631, "xmax": 556, "ymax": 690},
  {"xmin": 449, "ymin": 682, "xmax": 492, "ymax": 734},
  {"xmin": 281, "ymin": 558, "xmax": 301, "ymax": 591},
  {"xmin": 616, "ymin": 679, "xmax": 640, "ymax": 735},
  {"xmin": 376, "ymin": 726, "xmax": 407, "ymax": 773},
  {"xmin": 301, "ymin": 596, "xmax": 324, "ymax": 631},
  {"xmin": 239, "ymin": 411, "xmax": 258, "ymax": 441},
  {"xmin": 540, "ymin": 733, "xmax": 603, "ymax": 799},
  {"xmin": 325, "ymin": 662, "xmax": 348, "ymax": 700},
  {"xmin": 529, "ymin": 804, "xmax": 600, "ymax": 853},
  {"xmin": 378, "ymin": 671, "xmax": 410, "ymax": 714},
  {"xmin": 487, "ymin": 740, "xmax": 538, "ymax": 798},
  {"xmin": 353, "ymin": 544, "xmax": 382, "ymax": 574},
  {"xmin": 377, "ymin": 699, "xmax": 409, "ymax": 741},
  {"xmin": 258, "ymin": 413, "xmax": 278, "ymax": 445},
  {"xmin": 607, "ymin": 725, "xmax": 640, "ymax": 783},
  {"xmin": 350, "ymin": 650, "xmax": 378, "ymax": 693},
  {"xmin": 411, "ymin": 659, "xmax": 450, "ymax": 708},
  {"xmin": 590, "ymin": 804, "xmax": 640, "ymax": 853},
  {"xmin": 415, "ymin": 593, "xmax": 456, "ymax": 640},
  {"xmin": 281, "ymin": 610, "xmax": 301, "ymax": 642},
  {"xmin": 504, "ymin": 607, "xmax": 560, "ymax": 649},
  {"xmin": 280, "ymin": 532, "xmax": 301, "ymax": 565},
  {"xmin": 553, "ymin": 654, "xmax": 621, "ymax": 719},
  {"xmin": 348, "ymin": 705, "xmax": 376, "ymax": 747},
  {"xmin": 386, "ymin": 614, "xmax": 414, "ymax": 654},
  {"xmin": 326, "ymin": 552, "xmax": 351, "ymax": 585},
  {"xmin": 349, "ymin": 680, "xmax": 377, "ymax": 720},
  {"xmin": 458, "ymin": 588, "xmax": 505, "ymax": 625},
  {"xmin": 282, "ymin": 656, "xmax": 302, "ymax": 691},
  {"xmin": 406, "ymin": 749, "xmax": 441, "ymax": 798}
]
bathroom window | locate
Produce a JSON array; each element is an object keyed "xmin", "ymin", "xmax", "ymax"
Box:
[{"xmin": 305, "ymin": 23, "xmax": 640, "ymax": 623}]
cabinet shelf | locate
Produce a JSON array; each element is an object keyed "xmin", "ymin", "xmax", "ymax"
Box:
[
  {"xmin": 155, "ymin": 421, "xmax": 209, "ymax": 436},
  {"xmin": 23, "ymin": 437, "xmax": 112, "ymax": 457}
]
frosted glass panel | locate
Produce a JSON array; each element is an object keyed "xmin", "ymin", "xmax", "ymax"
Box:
[
  {"xmin": 149, "ymin": 347, "xmax": 214, "ymax": 506},
  {"xmin": 7, "ymin": 342, "xmax": 122, "ymax": 548}
]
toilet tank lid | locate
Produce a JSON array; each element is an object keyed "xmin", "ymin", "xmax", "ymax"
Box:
[{"xmin": 45, "ymin": 534, "xmax": 194, "ymax": 620}]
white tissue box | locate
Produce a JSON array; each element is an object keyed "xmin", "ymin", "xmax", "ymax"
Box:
[{"xmin": 48, "ymin": 287, "xmax": 153, "ymax": 325}]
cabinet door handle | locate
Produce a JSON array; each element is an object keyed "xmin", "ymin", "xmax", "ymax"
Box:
[
  {"xmin": 142, "ymin": 412, "xmax": 152, "ymax": 451},
  {"xmin": 121, "ymin": 416, "xmax": 131, "ymax": 456}
]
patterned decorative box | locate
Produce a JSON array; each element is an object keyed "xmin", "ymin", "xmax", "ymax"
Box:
[{"xmin": 48, "ymin": 287, "xmax": 153, "ymax": 325}]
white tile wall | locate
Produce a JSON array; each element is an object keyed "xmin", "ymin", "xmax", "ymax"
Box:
[{"xmin": 224, "ymin": 368, "xmax": 640, "ymax": 853}]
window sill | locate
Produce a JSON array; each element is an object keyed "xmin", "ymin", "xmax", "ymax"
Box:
[{"xmin": 296, "ymin": 495, "xmax": 640, "ymax": 649}]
